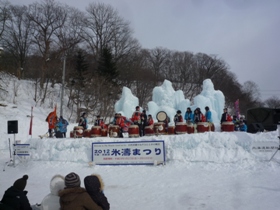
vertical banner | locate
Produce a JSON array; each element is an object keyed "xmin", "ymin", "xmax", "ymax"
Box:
[
  {"xmin": 234, "ymin": 99, "xmax": 240, "ymax": 118},
  {"xmin": 29, "ymin": 106, "xmax": 33, "ymax": 136}
]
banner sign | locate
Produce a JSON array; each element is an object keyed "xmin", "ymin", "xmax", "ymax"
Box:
[
  {"xmin": 14, "ymin": 144, "xmax": 30, "ymax": 156},
  {"xmin": 92, "ymin": 140, "xmax": 165, "ymax": 165}
]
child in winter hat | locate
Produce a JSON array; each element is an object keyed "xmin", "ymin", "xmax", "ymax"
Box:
[
  {"xmin": 65, "ymin": 172, "xmax": 81, "ymax": 188},
  {"xmin": 13, "ymin": 174, "xmax": 28, "ymax": 191}
]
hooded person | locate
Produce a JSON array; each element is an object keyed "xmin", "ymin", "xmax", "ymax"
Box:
[
  {"xmin": 0, "ymin": 175, "xmax": 32, "ymax": 210},
  {"xmin": 59, "ymin": 172, "xmax": 102, "ymax": 210},
  {"xmin": 84, "ymin": 174, "xmax": 110, "ymax": 210},
  {"xmin": 38, "ymin": 174, "xmax": 65, "ymax": 210}
]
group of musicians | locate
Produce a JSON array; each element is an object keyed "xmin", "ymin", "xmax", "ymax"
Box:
[{"xmin": 82, "ymin": 106, "xmax": 242, "ymax": 138}]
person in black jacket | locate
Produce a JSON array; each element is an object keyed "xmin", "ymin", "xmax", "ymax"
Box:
[
  {"xmin": 84, "ymin": 174, "xmax": 110, "ymax": 210},
  {"xmin": 0, "ymin": 175, "xmax": 32, "ymax": 210}
]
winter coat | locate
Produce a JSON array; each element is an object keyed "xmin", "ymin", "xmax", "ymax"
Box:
[
  {"xmin": 84, "ymin": 174, "xmax": 110, "ymax": 210},
  {"xmin": 174, "ymin": 114, "xmax": 183, "ymax": 124},
  {"xmin": 205, "ymin": 111, "xmax": 212, "ymax": 123},
  {"xmin": 184, "ymin": 112, "xmax": 194, "ymax": 123},
  {"xmin": 39, "ymin": 175, "xmax": 65, "ymax": 210},
  {"xmin": 78, "ymin": 117, "xmax": 88, "ymax": 129},
  {"xmin": 0, "ymin": 186, "xmax": 32, "ymax": 210},
  {"xmin": 59, "ymin": 187, "xmax": 102, "ymax": 210},
  {"xmin": 60, "ymin": 118, "xmax": 69, "ymax": 133}
]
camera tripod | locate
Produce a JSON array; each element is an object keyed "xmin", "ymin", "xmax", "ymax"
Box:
[
  {"xmin": 3, "ymin": 137, "xmax": 15, "ymax": 171},
  {"xmin": 269, "ymin": 136, "xmax": 280, "ymax": 162}
]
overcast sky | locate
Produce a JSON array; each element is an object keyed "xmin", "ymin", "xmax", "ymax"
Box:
[{"xmin": 11, "ymin": 0, "xmax": 280, "ymax": 101}]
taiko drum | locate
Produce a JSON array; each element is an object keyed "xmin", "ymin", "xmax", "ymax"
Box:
[
  {"xmin": 91, "ymin": 126, "xmax": 101, "ymax": 137},
  {"xmin": 197, "ymin": 122, "xmax": 209, "ymax": 133},
  {"xmin": 221, "ymin": 122, "xmax": 234, "ymax": 132},
  {"xmin": 109, "ymin": 125, "xmax": 120, "ymax": 137},
  {"xmin": 144, "ymin": 126, "xmax": 155, "ymax": 136},
  {"xmin": 154, "ymin": 122, "xmax": 166, "ymax": 135},
  {"xmin": 128, "ymin": 125, "xmax": 139, "ymax": 137},
  {"xmin": 187, "ymin": 123, "xmax": 195, "ymax": 134},
  {"xmin": 175, "ymin": 122, "xmax": 188, "ymax": 134},
  {"xmin": 168, "ymin": 126, "xmax": 175, "ymax": 135},
  {"xmin": 83, "ymin": 129, "xmax": 91, "ymax": 137},
  {"xmin": 73, "ymin": 126, "xmax": 84, "ymax": 138}
]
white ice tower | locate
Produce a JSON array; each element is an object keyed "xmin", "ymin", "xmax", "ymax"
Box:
[
  {"xmin": 148, "ymin": 80, "xmax": 190, "ymax": 123},
  {"xmin": 192, "ymin": 79, "xmax": 225, "ymax": 124},
  {"xmin": 114, "ymin": 79, "xmax": 225, "ymax": 125},
  {"xmin": 114, "ymin": 87, "xmax": 139, "ymax": 118}
]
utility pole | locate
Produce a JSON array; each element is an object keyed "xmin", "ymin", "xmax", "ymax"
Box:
[{"xmin": 60, "ymin": 55, "xmax": 66, "ymax": 117}]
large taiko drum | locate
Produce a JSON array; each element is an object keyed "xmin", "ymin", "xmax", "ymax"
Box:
[
  {"xmin": 109, "ymin": 125, "xmax": 120, "ymax": 137},
  {"xmin": 128, "ymin": 125, "xmax": 139, "ymax": 137},
  {"xmin": 101, "ymin": 129, "xmax": 108, "ymax": 137},
  {"xmin": 197, "ymin": 122, "xmax": 209, "ymax": 133},
  {"xmin": 83, "ymin": 129, "xmax": 91, "ymax": 138},
  {"xmin": 73, "ymin": 126, "xmax": 84, "ymax": 138},
  {"xmin": 156, "ymin": 111, "xmax": 167, "ymax": 122},
  {"xmin": 168, "ymin": 126, "xmax": 175, "ymax": 135},
  {"xmin": 91, "ymin": 126, "xmax": 101, "ymax": 137},
  {"xmin": 144, "ymin": 126, "xmax": 154, "ymax": 136},
  {"xmin": 175, "ymin": 122, "xmax": 188, "ymax": 134},
  {"xmin": 154, "ymin": 122, "xmax": 166, "ymax": 135},
  {"xmin": 221, "ymin": 122, "xmax": 234, "ymax": 132},
  {"xmin": 187, "ymin": 123, "xmax": 194, "ymax": 134}
]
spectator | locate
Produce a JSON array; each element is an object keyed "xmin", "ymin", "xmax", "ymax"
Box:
[
  {"xmin": 59, "ymin": 172, "xmax": 102, "ymax": 210},
  {"xmin": 232, "ymin": 115, "xmax": 240, "ymax": 131},
  {"xmin": 84, "ymin": 174, "xmax": 110, "ymax": 210},
  {"xmin": 38, "ymin": 174, "xmax": 65, "ymax": 210},
  {"xmin": 55, "ymin": 117, "xmax": 63, "ymax": 138},
  {"xmin": 239, "ymin": 118, "xmax": 247, "ymax": 132},
  {"xmin": 0, "ymin": 175, "xmax": 32, "ymax": 210}
]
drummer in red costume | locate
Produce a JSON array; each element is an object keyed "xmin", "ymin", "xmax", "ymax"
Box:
[
  {"xmin": 131, "ymin": 106, "xmax": 142, "ymax": 136},
  {"xmin": 115, "ymin": 113, "xmax": 130, "ymax": 137},
  {"xmin": 174, "ymin": 110, "xmax": 184, "ymax": 125}
]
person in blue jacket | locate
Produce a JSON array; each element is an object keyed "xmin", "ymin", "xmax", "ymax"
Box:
[
  {"xmin": 239, "ymin": 119, "xmax": 247, "ymax": 132},
  {"xmin": 59, "ymin": 116, "xmax": 69, "ymax": 138},
  {"xmin": 184, "ymin": 107, "xmax": 194, "ymax": 124},
  {"xmin": 205, "ymin": 106, "xmax": 212, "ymax": 123}
]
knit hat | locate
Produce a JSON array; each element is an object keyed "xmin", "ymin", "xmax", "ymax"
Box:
[
  {"xmin": 65, "ymin": 172, "xmax": 80, "ymax": 188},
  {"xmin": 13, "ymin": 175, "xmax": 28, "ymax": 191}
]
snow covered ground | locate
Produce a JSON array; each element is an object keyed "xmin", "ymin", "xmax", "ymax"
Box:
[{"xmin": 1, "ymin": 76, "xmax": 280, "ymax": 210}]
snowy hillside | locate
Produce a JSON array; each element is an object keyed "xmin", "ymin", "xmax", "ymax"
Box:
[{"xmin": 1, "ymin": 76, "xmax": 280, "ymax": 210}]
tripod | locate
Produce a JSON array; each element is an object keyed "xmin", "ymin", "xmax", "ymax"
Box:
[
  {"xmin": 269, "ymin": 136, "xmax": 280, "ymax": 162},
  {"xmin": 3, "ymin": 136, "xmax": 15, "ymax": 171}
]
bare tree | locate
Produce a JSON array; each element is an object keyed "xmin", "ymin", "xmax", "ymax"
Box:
[
  {"xmin": 1, "ymin": 4, "xmax": 33, "ymax": 79},
  {"xmin": 264, "ymin": 96, "xmax": 280, "ymax": 109},
  {"xmin": 27, "ymin": 0, "xmax": 68, "ymax": 89},
  {"xmin": 82, "ymin": 2, "xmax": 139, "ymax": 61},
  {"xmin": 0, "ymin": 0, "xmax": 11, "ymax": 39}
]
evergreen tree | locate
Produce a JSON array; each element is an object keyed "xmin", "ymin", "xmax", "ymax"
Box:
[{"xmin": 97, "ymin": 47, "xmax": 118, "ymax": 85}]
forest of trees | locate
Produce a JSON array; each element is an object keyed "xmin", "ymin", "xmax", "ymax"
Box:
[{"xmin": 0, "ymin": 0, "xmax": 279, "ymax": 121}]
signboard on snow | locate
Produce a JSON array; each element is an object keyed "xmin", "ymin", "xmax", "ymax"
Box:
[
  {"xmin": 92, "ymin": 140, "xmax": 165, "ymax": 165},
  {"xmin": 251, "ymin": 141, "xmax": 279, "ymax": 153},
  {"xmin": 14, "ymin": 144, "xmax": 30, "ymax": 156}
]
